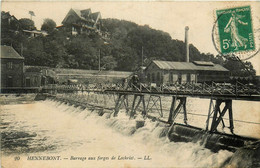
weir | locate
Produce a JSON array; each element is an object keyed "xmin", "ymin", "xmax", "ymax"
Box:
[
  {"xmin": 11, "ymin": 82, "xmax": 260, "ymax": 152},
  {"xmin": 109, "ymin": 92, "xmax": 258, "ymax": 152}
]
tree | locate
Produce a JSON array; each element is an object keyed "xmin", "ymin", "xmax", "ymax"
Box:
[
  {"xmin": 10, "ymin": 12, "xmax": 256, "ymax": 73},
  {"xmin": 211, "ymin": 54, "xmax": 225, "ymax": 65},
  {"xmin": 101, "ymin": 56, "xmax": 117, "ymax": 70},
  {"xmin": 224, "ymin": 58, "xmax": 256, "ymax": 77},
  {"xmin": 19, "ymin": 18, "xmax": 35, "ymax": 30},
  {"xmin": 44, "ymin": 40, "xmax": 67, "ymax": 67},
  {"xmin": 213, "ymin": 55, "xmax": 256, "ymax": 77},
  {"xmin": 41, "ymin": 18, "xmax": 56, "ymax": 33}
]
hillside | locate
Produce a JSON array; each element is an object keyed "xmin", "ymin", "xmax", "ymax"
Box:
[
  {"xmin": 1, "ymin": 11, "xmax": 256, "ymax": 76},
  {"xmin": 102, "ymin": 18, "xmax": 214, "ymax": 70}
]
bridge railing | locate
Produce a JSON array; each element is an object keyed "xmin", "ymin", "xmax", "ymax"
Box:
[{"xmin": 41, "ymin": 81, "xmax": 260, "ymax": 97}]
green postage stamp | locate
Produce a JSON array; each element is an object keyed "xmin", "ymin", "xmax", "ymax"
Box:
[{"xmin": 216, "ymin": 6, "xmax": 255, "ymax": 54}]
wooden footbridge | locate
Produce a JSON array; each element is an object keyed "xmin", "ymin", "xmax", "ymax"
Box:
[
  {"xmin": 3, "ymin": 82, "xmax": 260, "ymax": 132},
  {"xmin": 2, "ymin": 81, "xmax": 260, "ymax": 151},
  {"xmin": 39, "ymin": 81, "xmax": 260, "ymax": 134}
]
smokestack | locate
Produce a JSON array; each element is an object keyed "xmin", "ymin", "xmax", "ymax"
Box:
[{"xmin": 185, "ymin": 26, "xmax": 189, "ymax": 62}]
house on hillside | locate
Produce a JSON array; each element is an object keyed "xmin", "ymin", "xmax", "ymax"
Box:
[
  {"xmin": 58, "ymin": 8, "xmax": 102, "ymax": 35},
  {"xmin": 145, "ymin": 60, "xmax": 229, "ymax": 85},
  {"xmin": 1, "ymin": 11, "xmax": 20, "ymax": 32},
  {"xmin": 1, "ymin": 45, "xmax": 24, "ymax": 87},
  {"xmin": 23, "ymin": 30, "xmax": 48, "ymax": 38}
]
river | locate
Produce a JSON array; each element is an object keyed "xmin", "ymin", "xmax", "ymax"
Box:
[{"xmin": 1, "ymin": 95, "xmax": 259, "ymax": 168}]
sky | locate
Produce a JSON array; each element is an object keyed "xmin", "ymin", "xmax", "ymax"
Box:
[{"xmin": 1, "ymin": 1, "xmax": 260, "ymax": 74}]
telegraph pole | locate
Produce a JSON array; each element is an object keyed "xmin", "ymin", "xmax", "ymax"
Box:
[
  {"xmin": 185, "ymin": 26, "xmax": 189, "ymax": 62},
  {"xmin": 99, "ymin": 49, "xmax": 101, "ymax": 71},
  {"xmin": 141, "ymin": 46, "xmax": 144, "ymax": 67},
  {"xmin": 21, "ymin": 43, "xmax": 23, "ymax": 56}
]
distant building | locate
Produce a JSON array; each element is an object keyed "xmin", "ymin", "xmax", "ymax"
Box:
[
  {"xmin": 59, "ymin": 8, "xmax": 102, "ymax": 35},
  {"xmin": 24, "ymin": 66, "xmax": 57, "ymax": 87},
  {"xmin": 23, "ymin": 30, "xmax": 48, "ymax": 38},
  {"xmin": 135, "ymin": 66, "xmax": 146, "ymax": 83},
  {"xmin": 1, "ymin": 45, "xmax": 24, "ymax": 87},
  {"xmin": 255, "ymin": 76, "xmax": 260, "ymax": 88},
  {"xmin": 145, "ymin": 60, "xmax": 229, "ymax": 85},
  {"xmin": 1, "ymin": 11, "xmax": 19, "ymax": 32},
  {"xmin": 53, "ymin": 68, "xmax": 132, "ymax": 84}
]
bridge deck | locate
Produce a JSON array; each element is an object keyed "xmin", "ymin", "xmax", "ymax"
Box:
[
  {"xmin": 45, "ymin": 81, "xmax": 260, "ymax": 101},
  {"xmin": 103, "ymin": 89, "xmax": 260, "ymax": 101},
  {"xmin": 2, "ymin": 81, "xmax": 260, "ymax": 101}
]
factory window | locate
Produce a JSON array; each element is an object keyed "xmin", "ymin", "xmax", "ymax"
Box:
[
  {"xmin": 157, "ymin": 72, "xmax": 160, "ymax": 83},
  {"xmin": 147, "ymin": 73, "xmax": 151, "ymax": 82},
  {"xmin": 7, "ymin": 76, "xmax": 13, "ymax": 87},
  {"xmin": 152, "ymin": 73, "xmax": 155, "ymax": 83},
  {"xmin": 187, "ymin": 74, "xmax": 191, "ymax": 83},
  {"xmin": 169, "ymin": 72, "xmax": 173, "ymax": 83},
  {"xmin": 178, "ymin": 74, "xmax": 182, "ymax": 84},
  {"xmin": 7, "ymin": 62, "xmax": 13, "ymax": 69},
  {"xmin": 25, "ymin": 78, "xmax": 30, "ymax": 87}
]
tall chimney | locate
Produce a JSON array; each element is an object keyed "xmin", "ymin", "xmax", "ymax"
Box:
[{"xmin": 185, "ymin": 26, "xmax": 189, "ymax": 62}]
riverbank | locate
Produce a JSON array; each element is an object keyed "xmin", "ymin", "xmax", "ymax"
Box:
[{"xmin": 0, "ymin": 94, "xmax": 37, "ymax": 105}]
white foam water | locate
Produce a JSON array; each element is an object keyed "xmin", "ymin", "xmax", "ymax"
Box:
[{"xmin": 1, "ymin": 99, "xmax": 237, "ymax": 168}]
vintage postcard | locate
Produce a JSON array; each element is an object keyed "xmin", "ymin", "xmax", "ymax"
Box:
[{"xmin": 1, "ymin": 1, "xmax": 260, "ymax": 168}]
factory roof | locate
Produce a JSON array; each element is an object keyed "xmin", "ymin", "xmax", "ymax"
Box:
[{"xmin": 147, "ymin": 60, "xmax": 229, "ymax": 72}]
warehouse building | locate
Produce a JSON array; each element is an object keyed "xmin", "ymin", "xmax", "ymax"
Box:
[
  {"xmin": 145, "ymin": 60, "xmax": 229, "ymax": 86},
  {"xmin": 1, "ymin": 45, "xmax": 24, "ymax": 87}
]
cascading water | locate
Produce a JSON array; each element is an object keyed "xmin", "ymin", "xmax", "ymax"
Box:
[{"xmin": 1, "ymin": 97, "xmax": 259, "ymax": 168}]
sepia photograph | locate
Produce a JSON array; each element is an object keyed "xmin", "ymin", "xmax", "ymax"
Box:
[{"xmin": 1, "ymin": 1, "xmax": 260, "ymax": 167}]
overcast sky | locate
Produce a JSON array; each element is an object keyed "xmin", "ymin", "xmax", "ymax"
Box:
[{"xmin": 2, "ymin": 1, "xmax": 260, "ymax": 74}]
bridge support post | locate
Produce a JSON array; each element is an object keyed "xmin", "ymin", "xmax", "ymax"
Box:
[
  {"xmin": 94, "ymin": 93, "xmax": 99, "ymax": 104},
  {"xmin": 146, "ymin": 95, "xmax": 163, "ymax": 117},
  {"xmin": 130, "ymin": 94, "xmax": 146, "ymax": 118},
  {"xmin": 209, "ymin": 99, "xmax": 234, "ymax": 133},
  {"xmin": 168, "ymin": 96, "xmax": 176, "ymax": 123},
  {"xmin": 206, "ymin": 98, "xmax": 213, "ymax": 131},
  {"xmin": 103, "ymin": 93, "xmax": 107, "ymax": 107},
  {"xmin": 168, "ymin": 96, "xmax": 187, "ymax": 124},
  {"xmin": 114, "ymin": 93, "xmax": 128, "ymax": 117},
  {"xmin": 86, "ymin": 91, "xmax": 90, "ymax": 102}
]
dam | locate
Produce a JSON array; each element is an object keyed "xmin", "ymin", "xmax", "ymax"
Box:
[{"xmin": 1, "ymin": 91, "xmax": 259, "ymax": 168}]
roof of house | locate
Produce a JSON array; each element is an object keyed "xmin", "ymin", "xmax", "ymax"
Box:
[
  {"xmin": 23, "ymin": 30, "xmax": 48, "ymax": 36},
  {"xmin": 148, "ymin": 60, "xmax": 229, "ymax": 72},
  {"xmin": 1, "ymin": 45, "xmax": 24, "ymax": 60},
  {"xmin": 90, "ymin": 12, "xmax": 101, "ymax": 21},
  {"xmin": 1, "ymin": 11, "xmax": 18, "ymax": 21},
  {"xmin": 80, "ymin": 8, "xmax": 91, "ymax": 16},
  {"xmin": 62, "ymin": 8, "xmax": 101, "ymax": 24}
]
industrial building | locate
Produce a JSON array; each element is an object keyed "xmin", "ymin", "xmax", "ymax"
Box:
[
  {"xmin": 144, "ymin": 26, "xmax": 229, "ymax": 86},
  {"xmin": 144, "ymin": 60, "xmax": 229, "ymax": 85},
  {"xmin": 1, "ymin": 45, "xmax": 24, "ymax": 87},
  {"xmin": 24, "ymin": 66, "xmax": 57, "ymax": 87}
]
